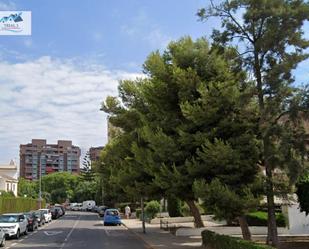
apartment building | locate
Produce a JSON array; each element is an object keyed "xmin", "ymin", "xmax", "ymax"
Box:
[
  {"xmin": 89, "ymin": 146, "xmax": 104, "ymax": 163},
  {"xmin": 20, "ymin": 139, "xmax": 81, "ymax": 180}
]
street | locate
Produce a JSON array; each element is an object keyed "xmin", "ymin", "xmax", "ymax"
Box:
[{"xmin": 4, "ymin": 212, "xmax": 149, "ymax": 249}]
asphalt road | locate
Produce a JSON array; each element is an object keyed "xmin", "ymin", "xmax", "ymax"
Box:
[{"xmin": 4, "ymin": 211, "xmax": 149, "ymax": 249}]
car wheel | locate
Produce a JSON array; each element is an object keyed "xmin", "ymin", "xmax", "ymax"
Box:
[
  {"xmin": 104, "ymin": 222, "xmax": 107, "ymax": 226},
  {"xmin": 0, "ymin": 236, "xmax": 5, "ymax": 247},
  {"xmin": 15, "ymin": 229, "xmax": 20, "ymax": 239}
]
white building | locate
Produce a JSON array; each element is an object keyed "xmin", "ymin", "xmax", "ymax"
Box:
[{"xmin": 0, "ymin": 160, "xmax": 19, "ymax": 196}]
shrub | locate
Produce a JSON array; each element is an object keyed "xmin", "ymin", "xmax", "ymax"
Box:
[
  {"xmin": 136, "ymin": 208, "xmax": 141, "ymax": 219},
  {"xmin": 167, "ymin": 196, "xmax": 182, "ymax": 217},
  {"xmin": 246, "ymin": 211, "xmax": 286, "ymax": 227},
  {"xmin": 145, "ymin": 200, "xmax": 160, "ymax": 219},
  {"xmin": 181, "ymin": 202, "xmax": 191, "ymax": 217},
  {"xmin": 202, "ymin": 230, "xmax": 275, "ymax": 249},
  {"xmin": 0, "ymin": 197, "xmax": 45, "ymax": 214}
]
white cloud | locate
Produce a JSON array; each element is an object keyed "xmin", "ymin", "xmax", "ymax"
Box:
[
  {"xmin": 0, "ymin": 1, "xmax": 16, "ymax": 10},
  {"xmin": 121, "ymin": 9, "xmax": 173, "ymax": 50},
  {"xmin": 0, "ymin": 56, "xmax": 143, "ymax": 164}
]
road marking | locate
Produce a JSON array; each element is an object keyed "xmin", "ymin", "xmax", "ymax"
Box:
[
  {"xmin": 44, "ymin": 231, "xmax": 63, "ymax": 236},
  {"xmin": 59, "ymin": 214, "xmax": 81, "ymax": 249},
  {"xmin": 104, "ymin": 229, "xmax": 110, "ymax": 236}
]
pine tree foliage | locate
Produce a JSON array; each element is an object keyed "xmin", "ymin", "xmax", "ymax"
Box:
[
  {"xmin": 100, "ymin": 37, "xmax": 261, "ymax": 229},
  {"xmin": 198, "ymin": 1, "xmax": 309, "ymax": 246}
]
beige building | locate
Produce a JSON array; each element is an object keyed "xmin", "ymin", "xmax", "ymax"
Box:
[
  {"xmin": 20, "ymin": 139, "xmax": 81, "ymax": 180},
  {"xmin": 0, "ymin": 160, "xmax": 18, "ymax": 196}
]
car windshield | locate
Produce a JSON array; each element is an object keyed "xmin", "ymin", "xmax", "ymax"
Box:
[
  {"xmin": 106, "ymin": 210, "xmax": 119, "ymax": 216},
  {"xmin": 0, "ymin": 215, "xmax": 19, "ymax": 223}
]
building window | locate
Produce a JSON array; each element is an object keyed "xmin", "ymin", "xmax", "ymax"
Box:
[
  {"xmin": 6, "ymin": 183, "xmax": 10, "ymax": 191},
  {"xmin": 12, "ymin": 184, "xmax": 15, "ymax": 192}
]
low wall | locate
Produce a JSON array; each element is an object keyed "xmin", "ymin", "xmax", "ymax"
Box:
[{"xmin": 151, "ymin": 215, "xmax": 226, "ymax": 225}]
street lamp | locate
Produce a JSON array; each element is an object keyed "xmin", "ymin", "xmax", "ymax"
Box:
[{"xmin": 38, "ymin": 161, "xmax": 42, "ymax": 209}]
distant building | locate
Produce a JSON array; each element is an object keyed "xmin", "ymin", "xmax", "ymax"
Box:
[
  {"xmin": 20, "ymin": 139, "xmax": 81, "ymax": 180},
  {"xmin": 0, "ymin": 159, "xmax": 18, "ymax": 180},
  {"xmin": 89, "ymin": 146, "xmax": 104, "ymax": 162},
  {"xmin": 0, "ymin": 160, "xmax": 18, "ymax": 196}
]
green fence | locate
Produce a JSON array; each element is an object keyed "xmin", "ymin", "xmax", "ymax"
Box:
[{"xmin": 0, "ymin": 197, "xmax": 45, "ymax": 214}]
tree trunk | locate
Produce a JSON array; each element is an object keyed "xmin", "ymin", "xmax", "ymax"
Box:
[
  {"xmin": 141, "ymin": 197, "xmax": 146, "ymax": 234},
  {"xmin": 265, "ymin": 163, "xmax": 279, "ymax": 247},
  {"xmin": 238, "ymin": 215, "xmax": 251, "ymax": 241},
  {"xmin": 186, "ymin": 199, "xmax": 204, "ymax": 228},
  {"xmin": 253, "ymin": 49, "xmax": 279, "ymax": 248}
]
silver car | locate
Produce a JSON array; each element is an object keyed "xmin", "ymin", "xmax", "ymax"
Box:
[{"xmin": 0, "ymin": 228, "xmax": 5, "ymax": 247}]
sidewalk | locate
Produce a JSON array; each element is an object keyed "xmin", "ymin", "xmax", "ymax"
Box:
[{"xmin": 122, "ymin": 219, "xmax": 202, "ymax": 249}]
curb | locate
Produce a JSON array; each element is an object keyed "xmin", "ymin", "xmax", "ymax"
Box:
[{"xmin": 122, "ymin": 222, "xmax": 156, "ymax": 249}]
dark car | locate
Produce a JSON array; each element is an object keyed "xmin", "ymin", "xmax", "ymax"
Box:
[
  {"xmin": 55, "ymin": 204, "xmax": 65, "ymax": 216},
  {"xmin": 34, "ymin": 210, "xmax": 45, "ymax": 227},
  {"xmin": 24, "ymin": 212, "xmax": 39, "ymax": 231},
  {"xmin": 50, "ymin": 206, "xmax": 62, "ymax": 219},
  {"xmin": 98, "ymin": 206, "xmax": 108, "ymax": 217}
]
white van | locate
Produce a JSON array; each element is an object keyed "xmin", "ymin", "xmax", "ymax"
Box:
[{"xmin": 82, "ymin": 200, "xmax": 96, "ymax": 211}]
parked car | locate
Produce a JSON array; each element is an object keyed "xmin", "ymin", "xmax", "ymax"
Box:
[
  {"xmin": 34, "ymin": 210, "xmax": 45, "ymax": 227},
  {"xmin": 0, "ymin": 213, "xmax": 28, "ymax": 239},
  {"xmin": 55, "ymin": 204, "xmax": 65, "ymax": 216},
  {"xmin": 24, "ymin": 212, "xmax": 39, "ymax": 231},
  {"xmin": 50, "ymin": 206, "xmax": 63, "ymax": 219},
  {"xmin": 71, "ymin": 203, "xmax": 82, "ymax": 211},
  {"xmin": 92, "ymin": 205, "xmax": 99, "ymax": 213},
  {"xmin": 0, "ymin": 228, "xmax": 5, "ymax": 247},
  {"xmin": 103, "ymin": 209, "xmax": 122, "ymax": 226},
  {"xmin": 98, "ymin": 206, "xmax": 108, "ymax": 217},
  {"xmin": 68, "ymin": 203, "xmax": 77, "ymax": 210},
  {"xmin": 39, "ymin": 209, "xmax": 52, "ymax": 223}
]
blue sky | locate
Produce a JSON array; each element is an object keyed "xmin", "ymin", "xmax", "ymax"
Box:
[
  {"xmin": 0, "ymin": 0, "xmax": 213, "ymax": 164},
  {"xmin": 0, "ymin": 0, "xmax": 308, "ymax": 164}
]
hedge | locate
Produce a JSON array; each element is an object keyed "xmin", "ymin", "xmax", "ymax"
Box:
[
  {"xmin": 202, "ymin": 230, "xmax": 274, "ymax": 249},
  {"xmin": 0, "ymin": 197, "xmax": 45, "ymax": 214},
  {"xmin": 246, "ymin": 211, "xmax": 286, "ymax": 227}
]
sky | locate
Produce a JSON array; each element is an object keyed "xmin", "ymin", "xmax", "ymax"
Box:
[{"xmin": 0, "ymin": 0, "xmax": 308, "ymax": 164}]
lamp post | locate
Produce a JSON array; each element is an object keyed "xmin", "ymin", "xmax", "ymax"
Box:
[{"xmin": 38, "ymin": 160, "xmax": 42, "ymax": 209}]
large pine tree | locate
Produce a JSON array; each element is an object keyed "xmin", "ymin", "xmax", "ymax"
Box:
[{"xmin": 198, "ymin": 1, "xmax": 309, "ymax": 246}]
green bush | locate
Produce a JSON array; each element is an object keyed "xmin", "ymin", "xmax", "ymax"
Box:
[
  {"xmin": 202, "ymin": 230, "xmax": 275, "ymax": 249},
  {"xmin": 167, "ymin": 196, "xmax": 182, "ymax": 217},
  {"xmin": 0, "ymin": 197, "xmax": 45, "ymax": 214},
  {"xmin": 136, "ymin": 208, "xmax": 141, "ymax": 219},
  {"xmin": 181, "ymin": 202, "xmax": 191, "ymax": 216},
  {"xmin": 145, "ymin": 200, "xmax": 160, "ymax": 219},
  {"xmin": 246, "ymin": 211, "xmax": 286, "ymax": 227}
]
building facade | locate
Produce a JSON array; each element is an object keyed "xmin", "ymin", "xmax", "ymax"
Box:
[
  {"xmin": 0, "ymin": 160, "xmax": 18, "ymax": 196},
  {"xmin": 20, "ymin": 139, "xmax": 81, "ymax": 180},
  {"xmin": 89, "ymin": 146, "xmax": 104, "ymax": 162}
]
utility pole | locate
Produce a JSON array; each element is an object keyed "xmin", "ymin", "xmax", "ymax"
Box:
[{"xmin": 38, "ymin": 153, "xmax": 42, "ymax": 209}]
